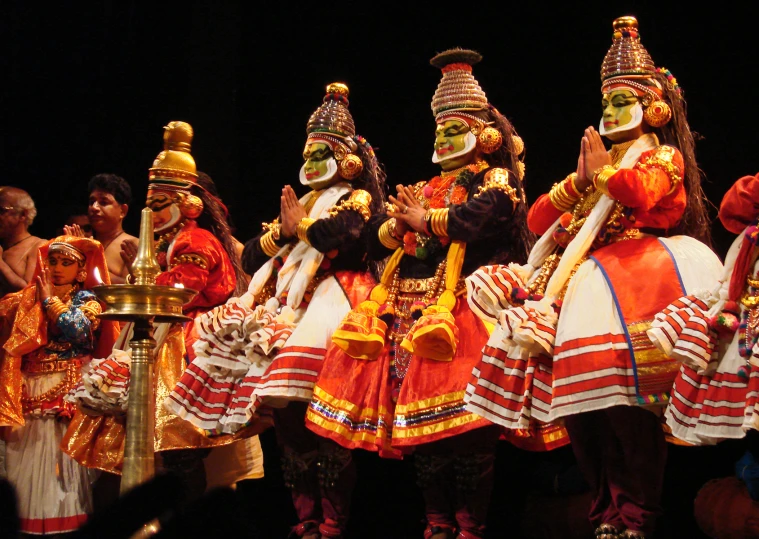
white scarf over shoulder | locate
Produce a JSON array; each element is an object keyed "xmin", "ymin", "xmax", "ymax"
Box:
[{"xmin": 240, "ymin": 182, "xmax": 352, "ymax": 310}]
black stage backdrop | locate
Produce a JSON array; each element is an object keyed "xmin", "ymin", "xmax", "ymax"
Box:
[{"xmin": 3, "ymin": 3, "xmax": 759, "ymax": 538}]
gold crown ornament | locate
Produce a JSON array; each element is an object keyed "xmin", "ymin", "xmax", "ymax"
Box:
[
  {"xmin": 148, "ymin": 121, "xmax": 203, "ymax": 218},
  {"xmin": 601, "ymin": 16, "xmax": 656, "ymax": 81},
  {"xmin": 148, "ymin": 121, "xmax": 199, "ymax": 190}
]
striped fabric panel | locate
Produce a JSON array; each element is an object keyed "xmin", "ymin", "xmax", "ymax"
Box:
[{"xmin": 466, "ymin": 265, "xmax": 526, "ymax": 323}]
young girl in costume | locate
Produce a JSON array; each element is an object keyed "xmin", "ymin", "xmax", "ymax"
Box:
[{"xmin": 0, "ymin": 236, "xmax": 118, "ymax": 535}]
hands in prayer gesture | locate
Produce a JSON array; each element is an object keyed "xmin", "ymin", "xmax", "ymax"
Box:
[
  {"xmin": 388, "ymin": 184, "xmax": 426, "ymax": 235},
  {"xmin": 280, "ymin": 185, "xmax": 307, "ymax": 239},
  {"xmin": 574, "ymin": 126, "xmax": 612, "ymax": 192}
]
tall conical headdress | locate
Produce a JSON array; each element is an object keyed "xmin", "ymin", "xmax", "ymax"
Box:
[
  {"xmin": 601, "ymin": 16, "xmax": 655, "ymax": 81},
  {"xmin": 600, "ymin": 17, "xmax": 680, "ymax": 129},
  {"xmin": 430, "ymin": 48, "xmax": 488, "ymax": 120},
  {"xmin": 306, "ymin": 83, "xmax": 356, "ymax": 140},
  {"xmin": 303, "ymin": 83, "xmax": 363, "ymax": 180},
  {"xmin": 148, "ymin": 121, "xmax": 198, "ymax": 190}
]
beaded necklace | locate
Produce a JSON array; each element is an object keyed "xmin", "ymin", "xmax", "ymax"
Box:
[
  {"xmin": 155, "ymin": 221, "xmax": 187, "ymax": 268},
  {"xmin": 739, "ymin": 277, "xmax": 759, "ymax": 358},
  {"xmin": 402, "ymin": 160, "xmax": 486, "ymax": 259}
]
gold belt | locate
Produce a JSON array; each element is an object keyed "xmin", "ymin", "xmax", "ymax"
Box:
[
  {"xmin": 398, "ymin": 276, "xmax": 438, "ymax": 293},
  {"xmin": 22, "ymin": 358, "xmax": 82, "ymax": 375},
  {"xmin": 397, "ymin": 277, "xmax": 467, "ymax": 295}
]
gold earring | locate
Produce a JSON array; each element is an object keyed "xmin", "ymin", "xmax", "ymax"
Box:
[
  {"xmin": 179, "ymin": 194, "xmax": 203, "ymax": 219},
  {"xmin": 643, "ymin": 100, "xmax": 671, "ymax": 127},
  {"xmin": 511, "ymin": 135, "xmax": 525, "ymax": 155},
  {"xmin": 338, "ymin": 154, "xmax": 364, "ymax": 180},
  {"xmin": 477, "ymin": 127, "xmax": 503, "ymax": 154},
  {"xmin": 76, "ymin": 269, "xmax": 87, "ymax": 283}
]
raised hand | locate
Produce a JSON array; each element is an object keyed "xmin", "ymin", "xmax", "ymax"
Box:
[
  {"xmin": 388, "ymin": 184, "xmax": 427, "ymax": 233},
  {"xmin": 280, "ymin": 185, "xmax": 307, "ymax": 239},
  {"xmin": 581, "ymin": 126, "xmax": 612, "ymax": 184},
  {"xmin": 64, "ymin": 224, "xmax": 86, "ymax": 237},
  {"xmin": 36, "ymin": 265, "xmax": 53, "ymax": 302},
  {"xmin": 573, "ymin": 133, "xmax": 592, "ymax": 192},
  {"xmin": 120, "ymin": 239, "xmax": 138, "ymax": 273}
]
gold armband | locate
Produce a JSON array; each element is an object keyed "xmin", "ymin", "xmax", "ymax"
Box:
[
  {"xmin": 296, "ymin": 218, "xmax": 316, "ymax": 245},
  {"xmin": 636, "ymin": 146, "xmax": 683, "ymax": 195},
  {"xmin": 172, "ymin": 253, "xmax": 209, "ymax": 270},
  {"xmin": 80, "ymin": 300, "xmax": 102, "ymax": 331},
  {"xmin": 262, "ymin": 219, "xmax": 281, "ymax": 241},
  {"xmin": 427, "ymin": 208, "xmax": 449, "ymax": 237},
  {"xmin": 593, "ymin": 165, "xmax": 616, "ymax": 196},
  {"xmin": 548, "ymin": 174, "xmax": 581, "ymax": 212},
  {"xmin": 379, "ymin": 219, "xmax": 403, "ymax": 249},
  {"xmin": 328, "ymin": 189, "xmax": 373, "ymax": 222},
  {"xmin": 476, "ymin": 168, "xmax": 521, "ymax": 209},
  {"xmin": 260, "ymin": 230, "xmax": 281, "ymax": 257},
  {"xmin": 44, "ymin": 297, "xmax": 68, "ymax": 321}
]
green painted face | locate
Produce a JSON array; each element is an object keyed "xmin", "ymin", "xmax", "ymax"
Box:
[
  {"xmin": 601, "ymin": 89, "xmax": 639, "ymax": 132},
  {"xmin": 302, "ymin": 142, "xmax": 333, "ymax": 181},
  {"xmin": 434, "ymin": 119, "xmax": 474, "ymax": 170}
]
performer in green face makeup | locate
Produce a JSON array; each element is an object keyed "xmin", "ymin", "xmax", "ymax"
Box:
[
  {"xmin": 465, "ymin": 16, "xmax": 719, "ymax": 539},
  {"xmin": 165, "ymin": 83, "xmax": 387, "ymax": 539},
  {"xmin": 305, "ymin": 49, "xmax": 549, "ymax": 539}
]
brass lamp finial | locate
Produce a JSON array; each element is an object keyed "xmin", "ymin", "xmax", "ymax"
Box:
[{"xmin": 130, "ymin": 207, "xmax": 161, "ymax": 286}]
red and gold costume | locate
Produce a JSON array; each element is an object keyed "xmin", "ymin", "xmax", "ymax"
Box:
[
  {"xmin": 305, "ymin": 50, "xmax": 538, "ymax": 539},
  {"xmin": 651, "ymin": 173, "xmax": 759, "ymax": 444},
  {"xmin": 464, "ymin": 18, "xmax": 720, "ymax": 538},
  {"xmin": 62, "ymin": 123, "xmax": 247, "ymax": 479},
  {"xmin": 0, "ymin": 236, "xmax": 118, "ymax": 535}
]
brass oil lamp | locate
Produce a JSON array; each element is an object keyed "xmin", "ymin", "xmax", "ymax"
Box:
[{"xmin": 93, "ymin": 206, "xmax": 197, "ymax": 494}]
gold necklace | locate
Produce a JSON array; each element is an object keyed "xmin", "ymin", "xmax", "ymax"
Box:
[
  {"xmin": 609, "ymin": 140, "xmax": 636, "ymax": 166},
  {"xmin": 440, "ymin": 159, "xmax": 488, "ymax": 178}
]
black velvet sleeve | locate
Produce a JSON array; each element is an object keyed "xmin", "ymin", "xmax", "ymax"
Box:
[
  {"xmin": 365, "ymin": 212, "xmax": 395, "ymax": 262},
  {"xmin": 447, "ymin": 171, "xmax": 518, "ymax": 243},
  {"xmin": 241, "ymin": 220, "xmax": 291, "ymax": 275},
  {"xmin": 306, "ymin": 198, "xmax": 366, "ymax": 253}
]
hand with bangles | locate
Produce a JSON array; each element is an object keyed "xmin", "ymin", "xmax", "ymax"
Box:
[
  {"xmin": 576, "ymin": 126, "xmax": 612, "ymax": 190},
  {"xmin": 388, "ymin": 184, "xmax": 427, "ymax": 234},
  {"xmin": 35, "ymin": 264, "xmax": 53, "ymax": 302},
  {"xmin": 280, "ymin": 185, "xmax": 307, "ymax": 239}
]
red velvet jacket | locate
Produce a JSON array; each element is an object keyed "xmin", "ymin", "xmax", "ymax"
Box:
[
  {"xmin": 528, "ymin": 145, "xmax": 687, "ymax": 236},
  {"xmin": 155, "ymin": 220, "xmax": 236, "ymax": 320}
]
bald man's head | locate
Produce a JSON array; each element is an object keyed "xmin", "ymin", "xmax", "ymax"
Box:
[{"xmin": 0, "ymin": 186, "xmax": 37, "ymax": 226}]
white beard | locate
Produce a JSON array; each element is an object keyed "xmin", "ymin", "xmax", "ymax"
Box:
[
  {"xmin": 431, "ymin": 131, "xmax": 477, "ymax": 165},
  {"xmin": 599, "ymin": 102, "xmax": 644, "ymax": 136},
  {"xmin": 155, "ymin": 204, "xmax": 183, "ymax": 233},
  {"xmin": 299, "ymin": 157, "xmax": 339, "ymax": 190}
]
